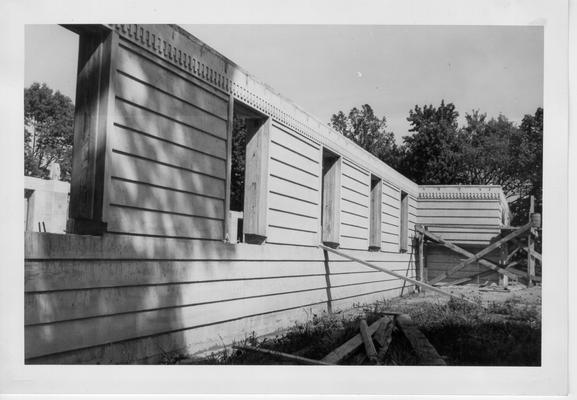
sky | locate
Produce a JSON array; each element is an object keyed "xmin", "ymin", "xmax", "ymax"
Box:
[{"xmin": 25, "ymin": 24, "xmax": 543, "ymax": 143}]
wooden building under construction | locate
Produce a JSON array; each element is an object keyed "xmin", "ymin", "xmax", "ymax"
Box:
[{"xmin": 25, "ymin": 24, "xmax": 520, "ymax": 364}]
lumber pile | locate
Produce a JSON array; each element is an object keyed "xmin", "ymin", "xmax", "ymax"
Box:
[{"xmin": 233, "ymin": 313, "xmax": 446, "ymax": 366}]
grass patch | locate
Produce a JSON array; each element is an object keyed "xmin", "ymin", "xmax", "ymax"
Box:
[{"xmin": 181, "ymin": 294, "xmax": 541, "ymax": 366}]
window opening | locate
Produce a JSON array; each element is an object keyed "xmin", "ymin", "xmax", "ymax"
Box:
[
  {"xmin": 400, "ymin": 191, "xmax": 409, "ymax": 252},
  {"xmin": 369, "ymin": 175, "xmax": 382, "ymax": 251},
  {"xmin": 321, "ymin": 148, "xmax": 341, "ymax": 248}
]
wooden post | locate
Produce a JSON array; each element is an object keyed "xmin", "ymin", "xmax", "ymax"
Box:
[
  {"xmin": 527, "ymin": 195, "xmax": 535, "ymax": 287},
  {"xmin": 417, "ymin": 227, "xmax": 426, "ymax": 293},
  {"xmin": 67, "ymin": 27, "xmax": 116, "ymax": 235},
  {"xmin": 498, "ymin": 235, "xmax": 509, "ymax": 288}
]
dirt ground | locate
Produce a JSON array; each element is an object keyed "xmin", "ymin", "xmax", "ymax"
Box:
[{"xmin": 392, "ymin": 282, "xmax": 541, "ymax": 308}]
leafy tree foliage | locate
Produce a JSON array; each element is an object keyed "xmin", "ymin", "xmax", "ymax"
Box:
[
  {"xmin": 398, "ymin": 101, "xmax": 462, "ymax": 184},
  {"xmin": 329, "ymin": 100, "xmax": 542, "ymax": 224},
  {"xmin": 230, "ymin": 116, "xmax": 247, "ymax": 212},
  {"xmin": 459, "ymin": 111, "xmax": 517, "ymax": 191},
  {"xmin": 24, "ymin": 82, "xmax": 75, "ymax": 181},
  {"xmin": 329, "ymin": 104, "xmax": 400, "ymax": 168},
  {"xmin": 507, "ymin": 108, "xmax": 543, "ymax": 224}
]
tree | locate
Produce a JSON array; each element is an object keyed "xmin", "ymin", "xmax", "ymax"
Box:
[
  {"xmin": 459, "ymin": 111, "xmax": 518, "ymax": 194},
  {"xmin": 329, "ymin": 104, "xmax": 400, "ymax": 168},
  {"xmin": 398, "ymin": 100, "xmax": 462, "ymax": 184},
  {"xmin": 229, "ymin": 116, "xmax": 247, "ymax": 212},
  {"xmin": 24, "ymin": 82, "xmax": 75, "ymax": 181},
  {"xmin": 507, "ymin": 107, "xmax": 543, "ymax": 225}
]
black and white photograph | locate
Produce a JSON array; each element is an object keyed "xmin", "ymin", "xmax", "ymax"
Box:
[{"xmin": 0, "ymin": 0, "xmax": 573, "ymax": 398}]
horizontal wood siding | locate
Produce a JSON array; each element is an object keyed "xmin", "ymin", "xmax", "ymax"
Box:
[
  {"xmin": 417, "ymin": 198, "xmax": 502, "ymax": 245},
  {"xmin": 25, "ymin": 233, "xmax": 417, "ymax": 363},
  {"xmin": 340, "ymin": 160, "xmax": 369, "ymax": 250},
  {"xmin": 266, "ymin": 123, "xmax": 321, "ymax": 246},
  {"xmin": 424, "ymin": 243, "xmax": 500, "ymax": 283},
  {"xmin": 109, "ymin": 42, "xmax": 229, "ymax": 238}
]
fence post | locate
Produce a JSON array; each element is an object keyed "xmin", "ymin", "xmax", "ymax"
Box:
[{"xmin": 527, "ymin": 196, "xmax": 535, "ymax": 287}]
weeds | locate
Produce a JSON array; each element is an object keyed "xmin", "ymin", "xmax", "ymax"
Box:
[{"xmin": 179, "ymin": 293, "xmax": 541, "ymax": 366}]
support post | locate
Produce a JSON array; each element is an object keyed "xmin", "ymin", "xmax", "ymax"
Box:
[
  {"xmin": 416, "ymin": 226, "xmax": 426, "ymax": 293},
  {"xmin": 527, "ymin": 195, "xmax": 535, "ymax": 287},
  {"xmin": 67, "ymin": 27, "xmax": 116, "ymax": 235},
  {"xmin": 498, "ymin": 235, "xmax": 509, "ymax": 288}
]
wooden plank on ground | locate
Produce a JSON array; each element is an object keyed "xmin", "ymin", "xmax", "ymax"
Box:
[
  {"xmin": 233, "ymin": 345, "xmax": 333, "ymax": 366},
  {"xmin": 373, "ymin": 316, "xmax": 394, "ymax": 359},
  {"xmin": 395, "ymin": 314, "xmax": 446, "ymax": 366},
  {"xmin": 359, "ymin": 319, "xmax": 380, "ymax": 364},
  {"xmin": 321, "ymin": 317, "xmax": 386, "ymax": 364}
]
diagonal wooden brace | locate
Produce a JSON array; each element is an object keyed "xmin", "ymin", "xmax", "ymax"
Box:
[
  {"xmin": 319, "ymin": 244, "xmax": 479, "ymax": 306},
  {"xmin": 417, "ymin": 224, "xmax": 532, "ymax": 284}
]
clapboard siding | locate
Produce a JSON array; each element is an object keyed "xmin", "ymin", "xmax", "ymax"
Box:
[
  {"xmin": 269, "ymin": 158, "xmax": 319, "ymax": 191},
  {"xmin": 113, "ymin": 126, "xmax": 226, "ymax": 179},
  {"xmin": 27, "ymin": 303, "xmax": 333, "ymax": 364},
  {"xmin": 270, "ymin": 123, "xmax": 320, "ymax": 159},
  {"xmin": 340, "ymin": 161, "xmax": 369, "ymax": 249},
  {"xmin": 25, "ymin": 232, "xmax": 417, "ymax": 361},
  {"xmin": 107, "ymin": 206, "xmax": 224, "ymax": 239},
  {"xmin": 25, "ymin": 274, "xmax": 329, "ymax": 325},
  {"xmin": 418, "ymin": 195, "xmax": 503, "ymax": 245},
  {"xmin": 115, "ymin": 72, "xmax": 227, "ymax": 138},
  {"xmin": 110, "ymin": 152, "xmax": 226, "ymax": 199},
  {"xmin": 26, "ymin": 269, "xmax": 415, "ymax": 326},
  {"xmin": 116, "ymin": 42, "xmax": 228, "ymax": 119},
  {"xmin": 30, "ymin": 285, "xmax": 407, "ymax": 364},
  {"xmin": 270, "ymin": 140, "xmax": 318, "ymax": 173},
  {"xmin": 268, "ymin": 191, "xmax": 318, "ymax": 219},
  {"xmin": 114, "ymin": 99, "xmax": 227, "ymax": 158},
  {"xmin": 419, "ymin": 216, "xmax": 500, "ymax": 226},
  {"xmin": 268, "ymin": 209, "xmax": 319, "ymax": 233},
  {"xmin": 340, "ymin": 223, "xmax": 368, "ymax": 240},
  {"xmin": 105, "ymin": 44, "xmax": 231, "ymax": 240},
  {"xmin": 341, "ymin": 173, "xmax": 369, "ymax": 197},
  {"xmin": 381, "ymin": 183, "xmax": 404, "ymax": 250},
  {"xmin": 266, "ymin": 124, "xmax": 321, "ymax": 245},
  {"xmin": 109, "ymin": 179, "xmax": 224, "ymax": 219},
  {"xmin": 269, "ymin": 175, "xmax": 318, "ymax": 204},
  {"xmin": 342, "ymin": 185, "xmax": 369, "ymax": 205},
  {"xmin": 266, "ymin": 226, "xmax": 319, "ymax": 246},
  {"xmin": 25, "ymin": 259, "xmax": 414, "ymax": 293},
  {"xmin": 25, "ymin": 287, "xmax": 330, "ymax": 358}
]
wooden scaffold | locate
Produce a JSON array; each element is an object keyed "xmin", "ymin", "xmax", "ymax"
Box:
[{"xmin": 414, "ymin": 196, "xmax": 542, "ymax": 288}]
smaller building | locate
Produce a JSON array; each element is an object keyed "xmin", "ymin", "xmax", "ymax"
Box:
[{"xmin": 24, "ymin": 175, "xmax": 70, "ymax": 234}]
